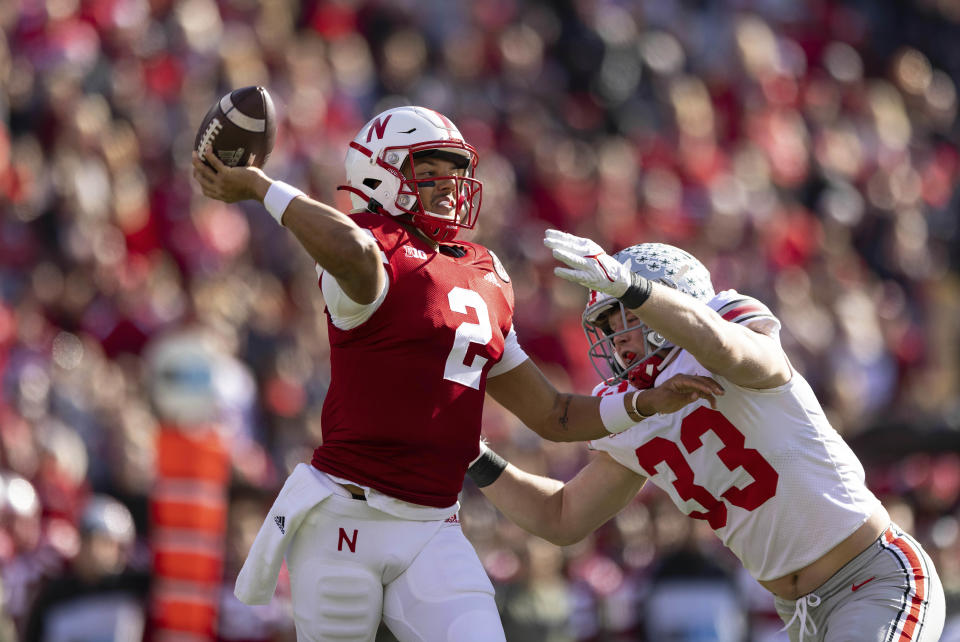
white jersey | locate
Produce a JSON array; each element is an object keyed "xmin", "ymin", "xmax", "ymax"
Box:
[{"xmin": 589, "ymin": 290, "xmax": 883, "ymax": 581}]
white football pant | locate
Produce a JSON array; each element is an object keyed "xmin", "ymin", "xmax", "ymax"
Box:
[{"xmin": 286, "ymin": 489, "xmax": 505, "ymax": 641}]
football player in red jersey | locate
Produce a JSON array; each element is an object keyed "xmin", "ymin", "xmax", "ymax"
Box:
[
  {"xmin": 191, "ymin": 106, "xmax": 720, "ymax": 641},
  {"xmin": 470, "ymin": 231, "xmax": 946, "ymax": 642}
]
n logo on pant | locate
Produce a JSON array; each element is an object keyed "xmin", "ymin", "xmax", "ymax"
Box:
[{"xmin": 338, "ymin": 528, "xmax": 358, "ymax": 553}]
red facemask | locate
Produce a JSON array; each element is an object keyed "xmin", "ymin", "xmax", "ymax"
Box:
[{"xmin": 409, "ymin": 179, "xmax": 476, "ymax": 242}]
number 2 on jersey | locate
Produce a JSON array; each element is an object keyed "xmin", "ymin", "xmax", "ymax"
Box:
[
  {"xmin": 443, "ymin": 287, "xmax": 491, "ymax": 389},
  {"xmin": 634, "ymin": 407, "xmax": 779, "ymax": 530}
]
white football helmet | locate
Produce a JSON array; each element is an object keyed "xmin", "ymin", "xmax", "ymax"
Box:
[
  {"xmin": 145, "ymin": 328, "xmax": 223, "ymax": 427},
  {"xmin": 339, "ymin": 106, "xmax": 482, "ymax": 242},
  {"xmin": 81, "ymin": 494, "xmax": 135, "ymax": 545},
  {"xmin": 582, "ymin": 243, "xmax": 714, "ymax": 389}
]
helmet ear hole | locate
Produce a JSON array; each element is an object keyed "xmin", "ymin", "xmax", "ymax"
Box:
[{"xmin": 363, "ymin": 178, "xmax": 381, "ymax": 189}]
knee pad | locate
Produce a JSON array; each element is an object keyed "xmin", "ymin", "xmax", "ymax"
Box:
[{"xmin": 290, "ymin": 562, "xmax": 382, "ymax": 642}]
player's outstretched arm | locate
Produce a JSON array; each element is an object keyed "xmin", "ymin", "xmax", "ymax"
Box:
[
  {"xmin": 475, "ymin": 449, "xmax": 645, "ymax": 546},
  {"xmin": 486, "ymin": 359, "xmax": 724, "ymax": 442},
  {"xmin": 543, "ymin": 229, "xmax": 790, "ymax": 389},
  {"xmin": 192, "ymin": 147, "xmax": 384, "ymax": 304},
  {"xmin": 623, "ymin": 284, "xmax": 790, "ymax": 389}
]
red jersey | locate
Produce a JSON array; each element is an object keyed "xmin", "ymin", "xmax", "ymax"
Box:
[{"xmin": 312, "ymin": 213, "xmax": 515, "ymax": 507}]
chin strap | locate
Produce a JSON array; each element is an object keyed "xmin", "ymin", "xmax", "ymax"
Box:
[
  {"xmin": 336, "ymin": 184, "xmax": 367, "ymax": 201},
  {"xmin": 422, "ymin": 221, "xmax": 459, "ymax": 242},
  {"xmin": 627, "ymin": 346, "xmax": 680, "ymax": 390}
]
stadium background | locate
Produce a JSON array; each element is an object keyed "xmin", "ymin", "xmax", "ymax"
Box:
[{"xmin": 1, "ymin": 0, "xmax": 959, "ymax": 639}]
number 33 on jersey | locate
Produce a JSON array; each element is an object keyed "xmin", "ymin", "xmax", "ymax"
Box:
[
  {"xmin": 590, "ymin": 343, "xmax": 881, "ymax": 582},
  {"xmin": 312, "ymin": 213, "xmax": 515, "ymax": 509}
]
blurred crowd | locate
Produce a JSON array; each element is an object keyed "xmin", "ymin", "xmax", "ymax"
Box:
[{"xmin": 1, "ymin": 0, "xmax": 959, "ymax": 640}]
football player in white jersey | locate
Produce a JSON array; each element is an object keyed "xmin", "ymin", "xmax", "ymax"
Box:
[{"xmin": 468, "ymin": 230, "xmax": 945, "ymax": 642}]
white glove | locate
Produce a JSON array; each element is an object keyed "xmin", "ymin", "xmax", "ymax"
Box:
[{"xmin": 543, "ymin": 229, "xmax": 632, "ymax": 297}]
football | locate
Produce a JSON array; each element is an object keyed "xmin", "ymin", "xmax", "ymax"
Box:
[{"xmin": 195, "ymin": 86, "xmax": 276, "ymax": 169}]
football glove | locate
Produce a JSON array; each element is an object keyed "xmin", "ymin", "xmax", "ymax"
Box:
[{"xmin": 544, "ymin": 229, "xmax": 633, "ymax": 297}]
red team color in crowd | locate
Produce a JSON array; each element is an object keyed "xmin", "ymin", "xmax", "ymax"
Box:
[{"xmin": 5, "ymin": 1, "xmax": 960, "ymax": 639}]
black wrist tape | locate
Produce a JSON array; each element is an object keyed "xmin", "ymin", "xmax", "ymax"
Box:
[
  {"xmin": 618, "ymin": 273, "xmax": 652, "ymax": 309},
  {"xmin": 466, "ymin": 448, "xmax": 508, "ymax": 488}
]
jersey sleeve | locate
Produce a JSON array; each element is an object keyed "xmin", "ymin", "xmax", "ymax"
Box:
[
  {"xmin": 487, "ymin": 326, "xmax": 528, "ymax": 377},
  {"xmin": 710, "ymin": 289, "xmax": 781, "ymax": 336},
  {"xmin": 319, "ymin": 228, "xmax": 391, "ymax": 331}
]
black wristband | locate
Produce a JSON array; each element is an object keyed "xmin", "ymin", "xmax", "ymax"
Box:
[
  {"xmin": 618, "ymin": 272, "xmax": 653, "ymax": 309},
  {"xmin": 466, "ymin": 448, "xmax": 508, "ymax": 488}
]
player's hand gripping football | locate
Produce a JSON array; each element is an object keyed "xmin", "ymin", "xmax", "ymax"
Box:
[
  {"xmin": 192, "ymin": 146, "xmax": 268, "ymax": 204},
  {"xmin": 543, "ymin": 229, "xmax": 632, "ymax": 297},
  {"xmin": 637, "ymin": 373, "xmax": 725, "ymax": 415}
]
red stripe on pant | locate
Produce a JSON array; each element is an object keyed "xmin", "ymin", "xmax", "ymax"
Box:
[{"xmin": 884, "ymin": 528, "xmax": 926, "ymax": 641}]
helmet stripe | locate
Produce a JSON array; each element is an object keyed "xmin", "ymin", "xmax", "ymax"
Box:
[
  {"xmin": 349, "ymin": 141, "xmax": 373, "ymax": 157},
  {"xmin": 427, "ymin": 108, "xmax": 457, "ymax": 131}
]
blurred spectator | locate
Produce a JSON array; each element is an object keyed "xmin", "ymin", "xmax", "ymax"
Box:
[
  {"xmin": 217, "ymin": 488, "xmax": 295, "ymax": 642},
  {"xmin": 0, "ymin": 578, "xmax": 15, "ymax": 642},
  {"xmin": 499, "ymin": 538, "xmax": 577, "ymax": 641},
  {"xmin": 23, "ymin": 494, "xmax": 148, "ymax": 642},
  {"xmin": 144, "ymin": 328, "xmax": 233, "ymax": 638},
  {"xmin": 0, "ymin": 474, "xmax": 63, "ymax": 633},
  {"xmin": 639, "ymin": 523, "xmax": 747, "ymax": 641}
]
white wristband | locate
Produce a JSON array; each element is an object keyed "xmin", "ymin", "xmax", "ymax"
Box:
[
  {"xmin": 263, "ymin": 181, "xmax": 305, "ymax": 225},
  {"xmin": 599, "ymin": 392, "xmax": 637, "ymax": 434}
]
